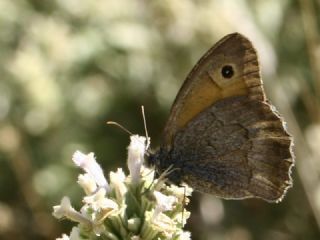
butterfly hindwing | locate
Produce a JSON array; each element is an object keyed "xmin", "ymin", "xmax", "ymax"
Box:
[{"xmin": 170, "ymin": 95, "xmax": 293, "ymax": 202}]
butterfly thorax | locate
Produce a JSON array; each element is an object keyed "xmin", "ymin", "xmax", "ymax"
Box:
[{"xmin": 146, "ymin": 148, "xmax": 184, "ymax": 185}]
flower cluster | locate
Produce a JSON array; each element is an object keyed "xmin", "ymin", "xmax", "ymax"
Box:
[{"xmin": 53, "ymin": 135, "xmax": 192, "ymax": 240}]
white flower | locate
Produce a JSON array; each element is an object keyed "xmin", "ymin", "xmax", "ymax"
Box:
[
  {"xmin": 69, "ymin": 227, "xmax": 81, "ymax": 240},
  {"xmin": 127, "ymin": 135, "xmax": 146, "ymax": 183},
  {"xmin": 83, "ymin": 188, "xmax": 106, "ymax": 209},
  {"xmin": 56, "ymin": 227, "xmax": 81, "ymax": 240},
  {"xmin": 83, "ymin": 188, "xmax": 118, "ymax": 219},
  {"xmin": 98, "ymin": 197, "xmax": 119, "ymax": 211},
  {"xmin": 173, "ymin": 210, "xmax": 190, "ymax": 226},
  {"xmin": 82, "ymin": 188, "xmax": 118, "ymax": 233},
  {"xmin": 78, "ymin": 173, "xmax": 97, "ymax": 195},
  {"xmin": 53, "ymin": 196, "xmax": 91, "ymax": 225},
  {"xmin": 150, "ymin": 211, "xmax": 176, "ymax": 238},
  {"xmin": 53, "ymin": 196, "xmax": 73, "ymax": 219},
  {"xmin": 72, "ymin": 151, "xmax": 109, "ymax": 191},
  {"xmin": 141, "ymin": 166, "xmax": 155, "ymax": 184},
  {"xmin": 179, "ymin": 231, "xmax": 191, "ymax": 240},
  {"xmin": 167, "ymin": 184, "xmax": 193, "ymax": 203},
  {"xmin": 110, "ymin": 168, "xmax": 127, "ymax": 201},
  {"xmin": 56, "ymin": 234, "xmax": 70, "ymax": 240},
  {"xmin": 82, "ymin": 188, "xmax": 119, "ymax": 228},
  {"xmin": 153, "ymin": 191, "xmax": 176, "ymax": 219}
]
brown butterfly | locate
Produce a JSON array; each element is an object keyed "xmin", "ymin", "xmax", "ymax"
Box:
[{"xmin": 146, "ymin": 32, "xmax": 294, "ymax": 202}]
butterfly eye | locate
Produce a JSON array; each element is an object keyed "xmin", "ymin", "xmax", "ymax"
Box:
[{"xmin": 221, "ymin": 65, "xmax": 234, "ymax": 79}]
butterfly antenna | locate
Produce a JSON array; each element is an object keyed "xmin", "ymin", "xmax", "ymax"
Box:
[
  {"xmin": 141, "ymin": 106, "xmax": 151, "ymax": 150},
  {"xmin": 106, "ymin": 121, "xmax": 133, "ymax": 136}
]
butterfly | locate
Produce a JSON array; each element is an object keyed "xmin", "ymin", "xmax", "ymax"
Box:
[{"xmin": 146, "ymin": 33, "xmax": 294, "ymax": 202}]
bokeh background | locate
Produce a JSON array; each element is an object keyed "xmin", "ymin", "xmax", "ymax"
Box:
[{"xmin": 0, "ymin": 0, "xmax": 320, "ymax": 239}]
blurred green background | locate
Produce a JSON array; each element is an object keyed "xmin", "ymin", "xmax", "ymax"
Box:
[{"xmin": 0, "ymin": 0, "xmax": 320, "ymax": 239}]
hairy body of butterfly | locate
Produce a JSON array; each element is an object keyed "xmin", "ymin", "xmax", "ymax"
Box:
[{"xmin": 146, "ymin": 33, "xmax": 294, "ymax": 203}]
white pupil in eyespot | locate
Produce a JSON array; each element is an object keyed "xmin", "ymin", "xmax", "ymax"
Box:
[{"xmin": 221, "ymin": 65, "xmax": 234, "ymax": 78}]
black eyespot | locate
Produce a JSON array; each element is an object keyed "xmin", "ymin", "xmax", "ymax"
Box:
[{"xmin": 221, "ymin": 65, "xmax": 234, "ymax": 78}]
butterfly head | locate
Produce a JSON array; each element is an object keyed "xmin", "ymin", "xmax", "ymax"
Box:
[{"xmin": 146, "ymin": 147, "xmax": 184, "ymax": 186}]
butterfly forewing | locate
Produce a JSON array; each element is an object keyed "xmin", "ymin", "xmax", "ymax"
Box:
[{"xmin": 162, "ymin": 33, "xmax": 265, "ymax": 148}]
